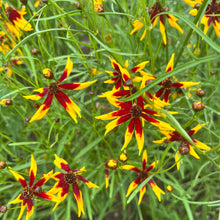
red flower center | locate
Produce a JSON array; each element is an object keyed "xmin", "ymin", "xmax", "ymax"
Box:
[
  {"xmin": 161, "ymin": 78, "xmax": 172, "ymax": 89},
  {"xmin": 64, "ymin": 172, "xmax": 77, "ymax": 184},
  {"xmin": 130, "ymin": 103, "xmax": 142, "ymax": 118},
  {"xmin": 23, "ymin": 186, "xmax": 34, "ymax": 199},
  {"xmin": 48, "ymin": 82, "xmax": 60, "ymax": 95}
]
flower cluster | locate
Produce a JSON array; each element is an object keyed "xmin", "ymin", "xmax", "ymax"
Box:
[{"xmin": 8, "ymin": 155, "xmax": 99, "ymax": 219}]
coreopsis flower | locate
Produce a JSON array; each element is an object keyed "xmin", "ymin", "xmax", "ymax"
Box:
[
  {"xmin": 96, "ymin": 95, "xmax": 174, "ymax": 155},
  {"xmin": 147, "ymin": 53, "xmax": 199, "ymax": 102},
  {"xmin": 149, "ymin": 2, "xmax": 183, "ymax": 44},
  {"xmin": 121, "ymin": 150, "xmax": 165, "ymax": 204},
  {"xmin": 8, "ymin": 155, "xmax": 56, "ymax": 220},
  {"xmin": 23, "ymin": 57, "xmax": 96, "ymax": 123},
  {"xmin": 104, "ymin": 159, "xmax": 118, "ymax": 188},
  {"xmin": 104, "ymin": 57, "xmax": 149, "ymax": 91},
  {"xmin": 4, "ymin": 3, "xmax": 33, "ymax": 40},
  {"xmin": 48, "ymin": 154, "xmax": 99, "ymax": 217},
  {"xmin": 153, "ymin": 123, "xmax": 210, "ymax": 170},
  {"xmin": 184, "ymin": 0, "xmax": 220, "ymax": 37},
  {"xmin": 92, "ymin": 0, "xmax": 105, "ymax": 12}
]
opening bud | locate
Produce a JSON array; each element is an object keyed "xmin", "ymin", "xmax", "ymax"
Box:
[
  {"xmin": 105, "ymin": 159, "xmax": 118, "ymax": 170},
  {"xmin": 55, "ymin": 117, "xmax": 60, "ymax": 122},
  {"xmin": 43, "ymin": 68, "xmax": 54, "ymax": 79},
  {"xmin": 192, "ymin": 101, "xmax": 205, "ymax": 111},
  {"xmin": 194, "ymin": 3, "xmax": 201, "ymax": 9},
  {"xmin": 0, "ymin": 99, "xmax": 12, "ymax": 105},
  {"xmin": 118, "ymin": 153, "xmax": 128, "ymax": 163},
  {"xmin": 166, "ymin": 185, "xmax": 173, "ymax": 192}
]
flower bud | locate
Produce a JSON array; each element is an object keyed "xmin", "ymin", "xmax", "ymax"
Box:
[
  {"xmin": 166, "ymin": 185, "xmax": 173, "ymax": 192},
  {"xmin": 76, "ymin": 1, "xmax": 84, "ymax": 9},
  {"xmin": 42, "ymin": 0, "xmax": 48, "ymax": 3},
  {"xmin": 32, "ymin": 48, "xmax": 39, "ymax": 55},
  {"xmin": 125, "ymin": 79, "xmax": 133, "ymax": 87},
  {"xmin": 118, "ymin": 153, "xmax": 128, "ymax": 163},
  {"xmin": 210, "ymin": 70, "xmax": 216, "ymax": 75},
  {"xmin": 0, "ymin": 205, "xmax": 7, "ymax": 213},
  {"xmin": 55, "ymin": 117, "xmax": 60, "ymax": 122},
  {"xmin": 42, "ymin": 68, "xmax": 54, "ymax": 79},
  {"xmin": 179, "ymin": 143, "xmax": 190, "ymax": 155},
  {"xmin": 196, "ymin": 89, "xmax": 205, "ymax": 97},
  {"xmin": 0, "ymin": 161, "xmax": 6, "ymax": 169},
  {"xmin": 35, "ymin": 186, "xmax": 42, "ymax": 193},
  {"xmin": 163, "ymin": 7, "xmax": 169, "ymax": 12},
  {"xmin": 192, "ymin": 101, "xmax": 205, "ymax": 111},
  {"xmin": 194, "ymin": 3, "xmax": 201, "ymax": 9},
  {"xmin": 24, "ymin": 117, "xmax": 31, "ymax": 123},
  {"xmin": 105, "ymin": 159, "xmax": 118, "ymax": 170},
  {"xmin": 104, "ymin": 33, "xmax": 113, "ymax": 44}
]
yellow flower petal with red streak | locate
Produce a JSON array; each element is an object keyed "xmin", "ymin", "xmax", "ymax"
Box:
[
  {"xmin": 149, "ymin": 181, "xmax": 165, "ymax": 202},
  {"xmin": 104, "ymin": 78, "xmax": 116, "ymax": 84},
  {"xmin": 189, "ymin": 8, "xmax": 198, "ymax": 16},
  {"xmin": 149, "ymin": 160, "xmax": 159, "ymax": 169},
  {"xmin": 178, "ymin": 81, "xmax": 200, "ymax": 88},
  {"xmin": 121, "ymin": 126, "xmax": 134, "ymax": 151},
  {"xmin": 105, "ymin": 70, "xmax": 115, "ymax": 77},
  {"xmin": 135, "ymin": 127, "xmax": 144, "ymax": 156},
  {"xmin": 138, "ymin": 186, "xmax": 146, "ymax": 205},
  {"xmin": 190, "ymin": 123, "xmax": 206, "ymax": 135},
  {"xmin": 65, "ymin": 57, "xmax": 73, "ymax": 79},
  {"xmin": 189, "ymin": 146, "xmax": 200, "ymax": 159},
  {"xmin": 175, "ymin": 152, "xmax": 180, "ymax": 170},
  {"xmin": 126, "ymin": 179, "xmax": 139, "ymax": 197},
  {"xmin": 29, "ymin": 154, "xmax": 37, "ymax": 180},
  {"xmin": 121, "ymin": 165, "xmax": 137, "ymax": 171},
  {"xmin": 166, "ymin": 53, "xmax": 175, "ymax": 72},
  {"xmin": 152, "ymin": 120, "xmax": 174, "ymax": 131},
  {"xmin": 105, "ymin": 174, "xmax": 109, "ymax": 189},
  {"xmin": 84, "ymin": 181, "xmax": 99, "ymax": 188},
  {"xmin": 142, "ymin": 150, "xmax": 148, "ymax": 165},
  {"xmin": 95, "ymin": 111, "xmax": 118, "ymax": 120},
  {"xmin": 194, "ymin": 139, "xmax": 210, "ymax": 150},
  {"xmin": 104, "ymin": 118, "xmax": 121, "ymax": 135},
  {"xmin": 26, "ymin": 204, "xmax": 34, "ymax": 220},
  {"xmin": 18, "ymin": 203, "xmax": 27, "ymax": 220},
  {"xmin": 130, "ymin": 19, "xmax": 144, "ymax": 35},
  {"xmin": 160, "ymin": 21, "xmax": 166, "ymax": 45},
  {"xmin": 54, "ymin": 154, "xmax": 69, "ymax": 169},
  {"xmin": 9, "ymin": 168, "xmax": 26, "ymax": 183},
  {"xmin": 8, "ymin": 193, "xmax": 23, "ymax": 204},
  {"xmin": 72, "ymin": 80, "xmax": 97, "ymax": 90},
  {"xmin": 152, "ymin": 16, "xmax": 159, "ymax": 28},
  {"xmin": 133, "ymin": 61, "xmax": 149, "ymax": 73},
  {"xmin": 73, "ymin": 187, "xmax": 84, "ymax": 217},
  {"xmin": 29, "ymin": 103, "xmax": 50, "ymax": 123},
  {"xmin": 167, "ymin": 14, "xmax": 184, "ymax": 34}
]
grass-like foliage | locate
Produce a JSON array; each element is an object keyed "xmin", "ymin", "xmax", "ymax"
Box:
[{"xmin": 0, "ymin": 0, "xmax": 220, "ymax": 219}]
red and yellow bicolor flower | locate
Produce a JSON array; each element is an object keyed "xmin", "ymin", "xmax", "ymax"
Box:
[
  {"xmin": 96, "ymin": 95, "xmax": 174, "ymax": 155},
  {"xmin": 23, "ymin": 57, "xmax": 96, "ymax": 123},
  {"xmin": 150, "ymin": 2, "xmax": 183, "ymax": 45},
  {"xmin": 130, "ymin": 2, "xmax": 183, "ymax": 44},
  {"xmin": 184, "ymin": 0, "xmax": 220, "ymax": 37},
  {"xmin": 4, "ymin": 3, "xmax": 33, "ymax": 40},
  {"xmin": 145, "ymin": 53, "xmax": 199, "ymax": 102},
  {"xmin": 153, "ymin": 123, "xmax": 210, "ymax": 170},
  {"xmin": 104, "ymin": 57, "xmax": 149, "ymax": 91},
  {"xmin": 8, "ymin": 155, "xmax": 57, "ymax": 220},
  {"xmin": 48, "ymin": 154, "xmax": 99, "ymax": 217},
  {"xmin": 121, "ymin": 150, "xmax": 165, "ymax": 204}
]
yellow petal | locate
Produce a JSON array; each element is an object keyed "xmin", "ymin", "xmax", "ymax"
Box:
[
  {"xmin": 149, "ymin": 180, "xmax": 165, "ymax": 202},
  {"xmin": 189, "ymin": 146, "xmax": 200, "ymax": 159},
  {"xmin": 29, "ymin": 154, "xmax": 37, "ymax": 180},
  {"xmin": 194, "ymin": 140, "xmax": 210, "ymax": 150},
  {"xmin": 138, "ymin": 186, "xmax": 146, "ymax": 205},
  {"xmin": 54, "ymin": 154, "xmax": 69, "ymax": 169}
]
